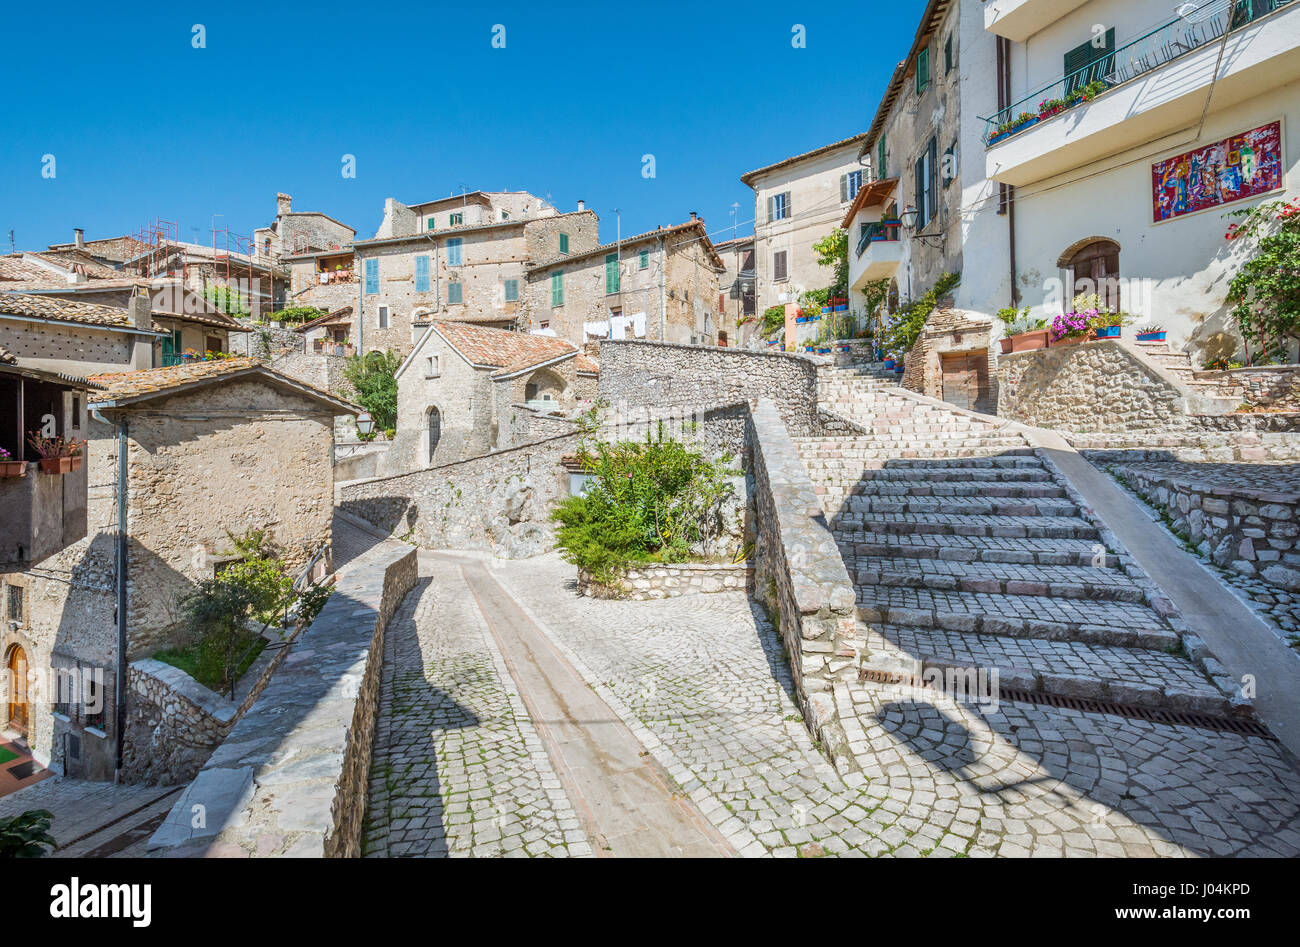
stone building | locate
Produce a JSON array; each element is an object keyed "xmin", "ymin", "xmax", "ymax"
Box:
[
  {"xmin": 253, "ymin": 192, "xmax": 355, "ymax": 265},
  {"xmin": 1, "ymin": 357, "xmax": 353, "ymax": 782},
  {"xmin": 389, "ymin": 321, "xmax": 597, "ymax": 472},
  {"xmin": 741, "ymin": 134, "xmax": 869, "ymax": 315},
  {"xmin": 522, "ymin": 217, "xmax": 726, "ymax": 348},
  {"xmin": 346, "ymin": 192, "xmax": 599, "ymax": 358},
  {"xmin": 712, "ymin": 235, "xmax": 756, "ymax": 346}
]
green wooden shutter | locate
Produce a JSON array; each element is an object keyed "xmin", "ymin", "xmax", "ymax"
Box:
[
  {"xmin": 878, "ymin": 135, "xmax": 886, "ymax": 178},
  {"xmin": 559, "ymin": 233, "xmax": 569, "ymax": 254},
  {"xmin": 504, "ymin": 278, "xmax": 518, "ymax": 302},
  {"xmin": 605, "ymin": 254, "xmax": 619, "ymax": 294},
  {"xmin": 916, "ymin": 47, "xmax": 930, "ymax": 94},
  {"xmin": 551, "ymin": 271, "xmax": 563, "ymax": 306},
  {"xmin": 639, "ymin": 249, "xmax": 649, "ymax": 270}
]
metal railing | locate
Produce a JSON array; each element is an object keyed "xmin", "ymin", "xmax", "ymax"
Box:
[
  {"xmin": 855, "ymin": 221, "xmax": 902, "ymax": 258},
  {"xmin": 983, "ymin": 0, "xmax": 1293, "ymax": 145}
]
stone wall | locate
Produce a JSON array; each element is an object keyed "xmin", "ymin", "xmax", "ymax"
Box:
[
  {"xmin": 1112, "ymin": 462, "xmax": 1300, "ymax": 592},
  {"xmin": 597, "ymin": 339, "xmax": 821, "ymax": 435},
  {"xmin": 900, "ymin": 308, "xmax": 997, "ymax": 413},
  {"xmin": 147, "ymin": 540, "xmax": 418, "ymax": 857},
  {"xmin": 1208, "ymin": 365, "xmax": 1300, "ymax": 409},
  {"xmin": 577, "ymin": 561, "xmax": 752, "ymax": 600},
  {"xmin": 747, "ymin": 399, "xmax": 864, "ymax": 767}
]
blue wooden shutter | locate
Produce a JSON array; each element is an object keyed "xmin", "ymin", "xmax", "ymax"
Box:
[
  {"xmin": 415, "ymin": 255, "xmax": 430, "ymax": 292},
  {"xmin": 639, "ymin": 249, "xmax": 649, "ymax": 270},
  {"xmin": 364, "ymin": 258, "xmax": 379, "ymax": 294},
  {"xmin": 448, "ymin": 282, "xmax": 462, "ymax": 304},
  {"xmin": 504, "ymin": 278, "xmax": 518, "ymax": 302},
  {"xmin": 447, "ymin": 238, "xmax": 462, "ymax": 266}
]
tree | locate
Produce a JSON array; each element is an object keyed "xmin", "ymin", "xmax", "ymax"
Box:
[
  {"xmin": 203, "ymin": 283, "xmax": 249, "ymax": 316},
  {"xmin": 343, "ymin": 349, "xmax": 401, "ymax": 431},
  {"xmin": 812, "ymin": 228, "xmax": 848, "ymax": 299},
  {"xmin": 1225, "ymin": 197, "xmax": 1300, "ymax": 362}
]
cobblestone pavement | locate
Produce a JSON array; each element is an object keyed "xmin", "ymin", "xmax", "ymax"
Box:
[
  {"xmin": 492, "ymin": 553, "xmax": 1300, "ymax": 857},
  {"xmin": 362, "ymin": 556, "xmax": 589, "ymax": 857},
  {"xmin": 0, "ymin": 778, "xmax": 180, "ymax": 857}
]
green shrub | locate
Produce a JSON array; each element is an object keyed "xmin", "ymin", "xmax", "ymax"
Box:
[
  {"xmin": 344, "ymin": 350, "xmax": 400, "ymax": 431},
  {"xmin": 268, "ymin": 306, "xmax": 326, "ymax": 324},
  {"xmin": 880, "ymin": 271, "xmax": 961, "ymax": 356},
  {"xmin": 552, "ymin": 430, "xmax": 738, "ymax": 585},
  {"xmin": 0, "ymin": 809, "xmax": 55, "ymax": 857}
]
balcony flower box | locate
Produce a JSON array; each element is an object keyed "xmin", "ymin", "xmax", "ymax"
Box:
[
  {"xmin": 39, "ymin": 457, "xmax": 73, "ymax": 475},
  {"xmin": 1094, "ymin": 326, "xmax": 1121, "ymax": 339},
  {"xmin": 883, "ymin": 359, "xmax": 896, "ymax": 370},
  {"xmin": 817, "ymin": 347, "xmax": 831, "ymax": 354},
  {"xmin": 1136, "ymin": 331, "xmax": 1167, "ymax": 342},
  {"xmin": 987, "ymin": 130, "xmax": 1012, "ymax": 146},
  {"xmin": 0, "ymin": 460, "xmax": 26, "ymax": 479},
  {"xmin": 894, "ymin": 364, "xmax": 904, "ymax": 374},
  {"xmin": 796, "ymin": 316, "xmax": 809, "ymax": 324},
  {"xmin": 767, "ymin": 339, "xmax": 779, "ymax": 346},
  {"xmin": 820, "ymin": 306, "xmax": 831, "ymax": 315},
  {"xmin": 70, "ymin": 456, "xmax": 83, "ymax": 472},
  {"xmin": 999, "ymin": 329, "xmax": 1051, "ymax": 354}
]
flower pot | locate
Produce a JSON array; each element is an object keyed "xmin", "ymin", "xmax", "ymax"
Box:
[
  {"xmin": 1136, "ymin": 331, "xmax": 1167, "ymax": 342},
  {"xmin": 0, "ymin": 461, "xmax": 26, "ymax": 479},
  {"xmin": 1051, "ymin": 333, "xmax": 1088, "ymax": 347},
  {"xmin": 894, "ymin": 365, "xmax": 904, "ymax": 374},
  {"xmin": 1005, "ymin": 329, "xmax": 1050, "ymax": 353},
  {"xmin": 70, "ymin": 456, "xmax": 83, "ymax": 472},
  {"xmin": 796, "ymin": 317, "xmax": 808, "ymax": 324},
  {"xmin": 39, "ymin": 457, "xmax": 73, "ymax": 475},
  {"xmin": 883, "ymin": 359, "xmax": 896, "ymax": 369},
  {"xmin": 820, "ymin": 307, "xmax": 831, "ymax": 315},
  {"xmin": 817, "ymin": 348, "xmax": 831, "ymax": 354},
  {"xmin": 834, "ymin": 305, "xmax": 848, "ymax": 313},
  {"xmin": 1094, "ymin": 326, "xmax": 1121, "ymax": 339},
  {"xmin": 988, "ymin": 131, "xmax": 1010, "ymax": 145}
]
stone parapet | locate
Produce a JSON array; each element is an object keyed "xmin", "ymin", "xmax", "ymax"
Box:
[{"xmin": 577, "ymin": 561, "xmax": 752, "ymax": 600}]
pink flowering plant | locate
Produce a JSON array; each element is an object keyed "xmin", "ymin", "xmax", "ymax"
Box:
[{"xmin": 1050, "ymin": 309, "xmax": 1096, "ymax": 341}]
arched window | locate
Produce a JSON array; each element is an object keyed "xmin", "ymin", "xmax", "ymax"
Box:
[
  {"xmin": 427, "ymin": 407, "xmax": 441, "ymax": 465},
  {"xmin": 1060, "ymin": 238, "xmax": 1121, "ymax": 311}
]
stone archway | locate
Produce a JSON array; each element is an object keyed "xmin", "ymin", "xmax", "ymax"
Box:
[{"xmin": 1058, "ymin": 237, "xmax": 1121, "ymax": 312}]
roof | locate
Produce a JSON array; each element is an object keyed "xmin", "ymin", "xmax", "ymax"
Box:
[
  {"xmin": 840, "ymin": 177, "xmax": 900, "ymax": 229},
  {"xmin": 293, "ymin": 306, "xmax": 354, "ymax": 332},
  {"xmin": 431, "ymin": 322, "xmax": 579, "ymax": 377},
  {"xmin": 575, "ymin": 354, "xmax": 599, "ymax": 375},
  {"xmin": 354, "ymin": 209, "xmax": 596, "ymax": 250},
  {"xmin": 47, "ymin": 236, "xmax": 151, "ymax": 263},
  {"xmin": 0, "ymin": 292, "xmax": 163, "ymax": 334},
  {"xmin": 151, "ymin": 308, "xmax": 253, "ymax": 333},
  {"xmin": 86, "ymin": 357, "xmax": 357, "ymax": 413},
  {"xmin": 407, "ymin": 190, "xmax": 494, "ymax": 210},
  {"xmin": 527, "ymin": 219, "xmax": 724, "ymax": 272},
  {"xmin": 0, "ymin": 360, "xmax": 104, "ymax": 391},
  {"xmin": 861, "ymin": 0, "xmax": 952, "ymax": 156},
  {"xmin": 740, "ymin": 133, "xmax": 869, "ymax": 187}
]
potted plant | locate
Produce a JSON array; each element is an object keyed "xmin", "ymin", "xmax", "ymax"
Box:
[
  {"xmin": 883, "ymin": 357, "xmax": 896, "ymax": 370},
  {"xmin": 28, "ymin": 433, "xmax": 83, "ymax": 474},
  {"xmin": 1000, "ymin": 312, "xmax": 1050, "ymax": 354},
  {"xmin": 1038, "ymin": 97, "xmax": 1067, "ymax": 119},
  {"xmin": 1135, "ymin": 324, "xmax": 1167, "ymax": 342},
  {"xmin": 1049, "ymin": 310, "xmax": 1095, "ymax": 346},
  {"xmin": 1089, "ymin": 310, "xmax": 1125, "ymax": 339},
  {"xmin": 0, "ymin": 447, "xmax": 25, "ymax": 479}
]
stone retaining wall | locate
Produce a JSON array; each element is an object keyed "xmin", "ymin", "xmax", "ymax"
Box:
[
  {"xmin": 747, "ymin": 398, "xmax": 864, "ymax": 767},
  {"xmin": 147, "ymin": 539, "xmax": 418, "ymax": 857},
  {"xmin": 597, "ymin": 339, "xmax": 821, "ymax": 435},
  {"xmin": 1112, "ymin": 463, "xmax": 1300, "ymax": 592},
  {"xmin": 1208, "ymin": 365, "xmax": 1300, "ymax": 408},
  {"xmin": 577, "ymin": 561, "xmax": 753, "ymax": 600}
]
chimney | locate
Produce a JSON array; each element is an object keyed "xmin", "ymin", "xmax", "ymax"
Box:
[
  {"xmin": 276, "ymin": 193, "xmax": 292, "ymax": 217},
  {"xmin": 129, "ymin": 292, "xmax": 153, "ymax": 331},
  {"xmin": 689, "ymin": 211, "xmax": 697, "ymax": 222},
  {"xmin": 74, "ymin": 228, "xmax": 84, "ymax": 248},
  {"xmin": 577, "ymin": 199, "xmax": 585, "ymax": 212}
]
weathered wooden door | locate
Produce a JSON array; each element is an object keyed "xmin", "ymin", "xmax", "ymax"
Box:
[
  {"xmin": 940, "ymin": 351, "xmax": 991, "ymax": 414},
  {"xmin": 7, "ymin": 645, "xmax": 28, "ymax": 734}
]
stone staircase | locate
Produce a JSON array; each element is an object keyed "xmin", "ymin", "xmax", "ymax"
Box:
[
  {"xmin": 1134, "ymin": 339, "xmax": 1246, "ymax": 403},
  {"xmin": 795, "ymin": 364, "xmax": 1240, "ymax": 717}
]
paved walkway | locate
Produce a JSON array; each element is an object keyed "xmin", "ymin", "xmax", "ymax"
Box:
[{"xmin": 0, "ymin": 778, "xmax": 180, "ymax": 857}]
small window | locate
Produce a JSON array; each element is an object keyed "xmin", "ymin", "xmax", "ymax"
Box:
[
  {"xmin": 500, "ymin": 210, "xmax": 510, "ymax": 220},
  {"xmin": 448, "ymin": 282, "xmax": 463, "ymax": 305},
  {"xmin": 559, "ymin": 233, "xmax": 569, "ymax": 254},
  {"xmin": 71, "ymin": 396, "xmax": 81, "ymax": 429},
  {"xmin": 378, "ymin": 305, "xmax": 390, "ymax": 329},
  {"xmin": 447, "ymin": 238, "xmax": 463, "ymax": 267},
  {"xmin": 449, "ymin": 213, "xmax": 463, "ymax": 226},
  {"xmin": 425, "ymin": 355, "xmax": 440, "ymax": 378},
  {"xmin": 504, "ymin": 278, "xmax": 519, "ymax": 302},
  {"xmin": 943, "ymin": 141, "xmax": 957, "ymax": 187},
  {"xmin": 426, "ymin": 218, "xmax": 436, "ymax": 231},
  {"xmin": 773, "ymin": 250, "xmax": 788, "ymax": 282},
  {"xmin": 916, "ymin": 46, "xmax": 931, "ymax": 95},
  {"xmin": 551, "ymin": 271, "xmax": 563, "ymax": 307},
  {"xmin": 840, "ymin": 170, "xmax": 863, "ymax": 203},
  {"xmin": 415, "ymin": 255, "xmax": 430, "ymax": 293},
  {"xmin": 638, "ymin": 249, "xmax": 649, "ymax": 270},
  {"xmin": 768, "ymin": 192, "xmax": 791, "ymax": 222},
  {"xmin": 84, "ymin": 674, "xmax": 105, "ymax": 731},
  {"xmin": 944, "ymin": 33, "xmax": 954, "ymax": 73},
  {"xmin": 7, "ymin": 583, "xmax": 23, "ymax": 623}
]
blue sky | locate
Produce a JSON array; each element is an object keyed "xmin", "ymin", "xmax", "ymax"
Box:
[{"xmin": 0, "ymin": 0, "xmax": 925, "ymax": 253}]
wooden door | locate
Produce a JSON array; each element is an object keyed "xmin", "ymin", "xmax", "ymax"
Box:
[
  {"xmin": 7, "ymin": 645, "xmax": 28, "ymax": 734},
  {"xmin": 941, "ymin": 351, "xmax": 991, "ymax": 414}
]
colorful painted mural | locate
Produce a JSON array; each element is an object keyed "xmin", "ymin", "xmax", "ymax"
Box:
[{"xmin": 1152, "ymin": 121, "xmax": 1283, "ymax": 223}]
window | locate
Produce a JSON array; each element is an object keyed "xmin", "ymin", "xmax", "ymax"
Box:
[
  {"xmin": 916, "ymin": 45, "xmax": 931, "ymax": 95},
  {"xmin": 447, "ymin": 282, "xmax": 463, "ymax": 304},
  {"xmin": 944, "ymin": 33, "xmax": 954, "ymax": 73},
  {"xmin": 773, "ymin": 250, "xmax": 788, "ymax": 282},
  {"xmin": 768, "ymin": 192, "xmax": 791, "ymax": 222},
  {"xmin": 1064, "ymin": 28, "xmax": 1115, "ymax": 95},
  {"xmin": 914, "ymin": 137, "xmax": 938, "ymax": 228},
  {"xmin": 426, "ymin": 218, "xmax": 437, "ymax": 231},
  {"xmin": 503, "ymin": 278, "xmax": 518, "ymax": 302},
  {"xmin": 449, "ymin": 213, "xmax": 463, "ymax": 226},
  {"xmin": 71, "ymin": 395, "xmax": 80, "ymax": 429},
  {"xmin": 638, "ymin": 249, "xmax": 649, "ymax": 270},
  {"xmin": 605, "ymin": 254, "xmax": 620, "ymax": 294},
  {"xmin": 447, "ymin": 238, "xmax": 462, "ymax": 267},
  {"xmin": 840, "ymin": 170, "xmax": 863, "ymax": 203},
  {"xmin": 377, "ymin": 305, "xmax": 389, "ymax": 328},
  {"xmin": 551, "ymin": 271, "xmax": 563, "ymax": 307},
  {"xmin": 415, "ymin": 255, "xmax": 430, "ymax": 293},
  {"xmin": 1064, "ymin": 238, "xmax": 1121, "ymax": 311},
  {"xmin": 943, "ymin": 141, "xmax": 957, "ymax": 187},
  {"xmin": 83, "ymin": 674, "xmax": 105, "ymax": 731},
  {"xmin": 559, "ymin": 233, "xmax": 569, "ymax": 254},
  {"xmin": 425, "ymin": 355, "xmax": 440, "ymax": 378},
  {"xmin": 206, "ymin": 335, "xmax": 222, "ymax": 354},
  {"xmin": 500, "ymin": 210, "xmax": 509, "ymax": 220},
  {"xmin": 364, "ymin": 258, "xmax": 379, "ymax": 294},
  {"xmin": 877, "ymin": 135, "xmax": 887, "ymax": 179},
  {"xmin": 7, "ymin": 583, "xmax": 23, "ymax": 624}
]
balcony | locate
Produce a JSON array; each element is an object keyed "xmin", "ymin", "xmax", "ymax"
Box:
[
  {"xmin": 985, "ymin": 0, "xmax": 1092, "ymax": 43},
  {"xmin": 316, "ymin": 268, "xmax": 356, "ymax": 285},
  {"xmin": 851, "ymin": 222, "xmax": 903, "ymax": 288},
  {"xmin": 984, "ymin": 0, "xmax": 1300, "ymax": 186},
  {"xmin": 312, "ymin": 339, "xmax": 354, "ymax": 357}
]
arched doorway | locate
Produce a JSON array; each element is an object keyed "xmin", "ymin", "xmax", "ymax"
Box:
[
  {"xmin": 1060, "ymin": 238, "xmax": 1121, "ymax": 311},
  {"xmin": 427, "ymin": 407, "xmax": 442, "ymax": 465},
  {"xmin": 7, "ymin": 645, "xmax": 29, "ymax": 735}
]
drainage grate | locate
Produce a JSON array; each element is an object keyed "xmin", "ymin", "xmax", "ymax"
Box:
[{"xmin": 859, "ymin": 668, "xmax": 1275, "ymax": 739}]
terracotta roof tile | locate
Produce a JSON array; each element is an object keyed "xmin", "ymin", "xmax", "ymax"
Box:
[
  {"xmin": 575, "ymin": 354, "xmax": 599, "ymax": 374},
  {"xmin": 433, "ymin": 322, "xmax": 578, "ymax": 376},
  {"xmin": 0, "ymin": 291, "xmax": 162, "ymax": 332},
  {"xmin": 86, "ymin": 357, "xmax": 354, "ymax": 411}
]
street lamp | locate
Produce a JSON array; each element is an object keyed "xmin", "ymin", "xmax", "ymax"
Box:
[
  {"xmin": 356, "ymin": 411, "xmax": 374, "ymax": 438},
  {"xmin": 899, "ymin": 204, "xmax": 920, "ymax": 229}
]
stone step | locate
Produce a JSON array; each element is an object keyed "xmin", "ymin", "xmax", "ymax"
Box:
[
  {"xmin": 797, "ymin": 452, "xmax": 1041, "ymax": 469},
  {"xmin": 830, "ymin": 512, "xmax": 1101, "ymax": 540},
  {"xmin": 829, "ymin": 479, "xmax": 1067, "ymax": 498},
  {"xmin": 818, "ymin": 466, "xmax": 1054, "ymax": 483},
  {"xmin": 850, "ymin": 555, "xmax": 1145, "ymax": 603},
  {"xmin": 854, "ymin": 586, "xmax": 1178, "ymax": 650},
  {"xmin": 834, "ymin": 495, "xmax": 1080, "ymax": 517},
  {"xmin": 866, "ymin": 625, "xmax": 1227, "ymax": 714},
  {"xmin": 834, "ymin": 531, "xmax": 1119, "ymax": 567}
]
